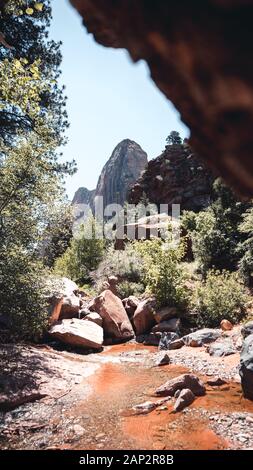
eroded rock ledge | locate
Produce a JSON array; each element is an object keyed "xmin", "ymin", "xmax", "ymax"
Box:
[{"xmin": 70, "ymin": 0, "xmax": 253, "ymax": 198}]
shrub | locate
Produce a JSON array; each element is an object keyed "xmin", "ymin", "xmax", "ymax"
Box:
[
  {"xmin": 92, "ymin": 243, "xmax": 145, "ymax": 296},
  {"xmin": 192, "ymin": 270, "xmax": 249, "ymax": 327},
  {"xmin": 134, "ymin": 238, "xmax": 190, "ymax": 309},
  {"xmin": 0, "ymin": 249, "xmax": 49, "ymax": 341},
  {"xmin": 183, "ymin": 179, "xmax": 250, "ymax": 275},
  {"xmin": 54, "ymin": 215, "xmax": 105, "ymax": 285},
  {"xmin": 238, "ymin": 207, "xmax": 253, "ymax": 285}
]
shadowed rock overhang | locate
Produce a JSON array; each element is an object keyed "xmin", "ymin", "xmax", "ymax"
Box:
[{"xmin": 70, "ymin": 0, "xmax": 253, "ymax": 198}]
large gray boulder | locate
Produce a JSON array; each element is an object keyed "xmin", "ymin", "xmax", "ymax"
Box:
[
  {"xmin": 207, "ymin": 339, "xmax": 236, "ymax": 357},
  {"xmin": 49, "ymin": 318, "xmax": 103, "ymax": 350},
  {"xmin": 240, "ymin": 333, "xmax": 253, "ymax": 400},
  {"xmin": 241, "ymin": 321, "xmax": 253, "ymax": 339},
  {"xmin": 158, "ymin": 332, "xmax": 180, "ymax": 350},
  {"xmin": 183, "ymin": 328, "xmax": 221, "ymax": 347}
]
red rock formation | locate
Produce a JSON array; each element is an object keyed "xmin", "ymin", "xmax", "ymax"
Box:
[{"xmin": 128, "ymin": 143, "xmax": 214, "ymax": 211}]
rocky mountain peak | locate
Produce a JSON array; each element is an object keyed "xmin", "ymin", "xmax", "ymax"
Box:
[{"xmin": 92, "ymin": 139, "xmax": 148, "ymax": 209}]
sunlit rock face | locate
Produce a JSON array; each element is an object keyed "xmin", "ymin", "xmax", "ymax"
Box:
[
  {"xmin": 70, "ymin": 0, "xmax": 253, "ymax": 198},
  {"xmin": 72, "ymin": 187, "xmax": 95, "ymax": 206},
  {"xmin": 92, "ymin": 139, "xmax": 147, "ymax": 210},
  {"xmin": 128, "ymin": 143, "xmax": 214, "ymax": 212}
]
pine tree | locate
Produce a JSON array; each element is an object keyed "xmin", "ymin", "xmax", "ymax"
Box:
[{"xmin": 0, "ymin": 1, "xmax": 76, "ymax": 340}]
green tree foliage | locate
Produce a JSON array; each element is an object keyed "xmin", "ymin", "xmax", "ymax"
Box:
[
  {"xmin": 92, "ymin": 243, "xmax": 145, "ymax": 297},
  {"xmin": 183, "ymin": 179, "xmax": 250, "ymax": 275},
  {"xmin": 166, "ymin": 130, "xmax": 182, "ymax": 146},
  {"xmin": 134, "ymin": 238, "xmax": 189, "ymax": 309},
  {"xmin": 0, "ymin": 1, "xmax": 69, "ymax": 148},
  {"xmin": 238, "ymin": 207, "xmax": 253, "ymax": 285},
  {"xmin": 38, "ymin": 201, "xmax": 73, "ymax": 268},
  {"xmin": 192, "ymin": 270, "xmax": 249, "ymax": 327},
  {"xmin": 54, "ymin": 215, "xmax": 105, "ymax": 285},
  {"xmin": 0, "ymin": 2, "xmax": 75, "ymax": 339}
]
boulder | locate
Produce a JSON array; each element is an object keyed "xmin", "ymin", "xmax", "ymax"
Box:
[
  {"xmin": 154, "ymin": 352, "xmax": 171, "ymax": 367},
  {"xmin": 132, "ymin": 298, "xmax": 156, "ymax": 335},
  {"xmin": 89, "ymin": 290, "xmax": 134, "ymax": 341},
  {"xmin": 152, "ymin": 318, "xmax": 181, "ymax": 334},
  {"xmin": 207, "ymin": 339, "xmax": 236, "ymax": 357},
  {"xmin": 49, "ymin": 318, "xmax": 103, "ymax": 350},
  {"xmin": 173, "ymin": 388, "xmax": 195, "ymax": 412},
  {"xmin": 154, "ymin": 306, "xmax": 179, "ymax": 323},
  {"xmin": 158, "ymin": 332, "xmax": 180, "ymax": 351},
  {"xmin": 138, "ymin": 332, "xmax": 162, "ymax": 346},
  {"xmin": 220, "ymin": 319, "xmax": 233, "ymax": 331},
  {"xmin": 169, "ymin": 338, "xmax": 185, "ymax": 350},
  {"xmin": 48, "ymin": 277, "xmax": 81, "ymax": 322},
  {"xmin": 241, "ymin": 321, "xmax": 253, "ymax": 339},
  {"xmin": 206, "ymin": 377, "xmax": 227, "ymax": 387},
  {"xmin": 83, "ymin": 312, "xmax": 103, "ymax": 327},
  {"xmin": 122, "ymin": 296, "xmax": 139, "ymax": 319},
  {"xmin": 155, "ymin": 373, "xmax": 206, "ymax": 397},
  {"xmin": 240, "ymin": 333, "xmax": 253, "ymax": 400},
  {"xmin": 183, "ymin": 328, "xmax": 221, "ymax": 347}
]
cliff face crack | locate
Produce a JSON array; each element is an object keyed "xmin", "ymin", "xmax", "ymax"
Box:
[{"xmin": 70, "ymin": 0, "xmax": 253, "ymax": 197}]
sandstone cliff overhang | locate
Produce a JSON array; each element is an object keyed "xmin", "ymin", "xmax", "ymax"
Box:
[{"xmin": 70, "ymin": 0, "xmax": 253, "ymax": 198}]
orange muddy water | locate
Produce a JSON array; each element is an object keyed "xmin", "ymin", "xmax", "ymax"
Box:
[{"xmin": 67, "ymin": 344, "xmax": 253, "ymax": 450}]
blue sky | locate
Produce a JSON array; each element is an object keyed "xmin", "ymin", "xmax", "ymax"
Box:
[{"xmin": 50, "ymin": 0, "xmax": 189, "ymax": 199}]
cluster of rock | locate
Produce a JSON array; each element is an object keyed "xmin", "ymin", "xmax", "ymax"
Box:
[
  {"xmin": 128, "ymin": 144, "xmax": 214, "ymax": 212},
  {"xmin": 48, "ymin": 277, "xmax": 253, "ymax": 401},
  {"xmin": 132, "ymin": 373, "xmax": 206, "ymax": 414}
]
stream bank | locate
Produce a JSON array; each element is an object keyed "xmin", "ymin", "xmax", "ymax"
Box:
[{"xmin": 1, "ymin": 342, "xmax": 253, "ymax": 450}]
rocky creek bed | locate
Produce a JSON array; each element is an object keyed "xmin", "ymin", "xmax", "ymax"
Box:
[{"xmin": 1, "ymin": 342, "xmax": 253, "ymax": 450}]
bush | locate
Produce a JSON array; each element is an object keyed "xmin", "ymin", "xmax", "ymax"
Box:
[
  {"xmin": 238, "ymin": 207, "xmax": 253, "ymax": 285},
  {"xmin": 54, "ymin": 215, "xmax": 105, "ymax": 285},
  {"xmin": 183, "ymin": 179, "xmax": 250, "ymax": 275},
  {"xmin": 134, "ymin": 238, "xmax": 190, "ymax": 309},
  {"xmin": 192, "ymin": 270, "xmax": 249, "ymax": 327},
  {"xmin": 92, "ymin": 243, "xmax": 145, "ymax": 296},
  {"xmin": 0, "ymin": 249, "xmax": 49, "ymax": 341}
]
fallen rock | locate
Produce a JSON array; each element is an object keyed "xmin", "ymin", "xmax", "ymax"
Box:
[
  {"xmin": 139, "ymin": 332, "xmax": 162, "ymax": 346},
  {"xmin": 173, "ymin": 388, "xmax": 195, "ymax": 412},
  {"xmin": 122, "ymin": 296, "xmax": 139, "ymax": 319},
  {"xmin": 83, "ymin": 312, "xmax": 103, "ymax": 327},
  {"xmin": 89, "ymin": 290, "xmax": 134, "ymax": 341},
  {"xmin": 241, "ymin": 321, "xmax": 253, "ymax": 339},
  {"xmin": 168, "ymin": 338, "xmax": 185, "ymax": 350},
  {"xmin": 132, "ymin": 397, "xmax": 170, "ymax": 415},
  {"xmin": 155, "ymin": 373, "xmax": 206, "ymax": 397},
  {"xmin": 132, "ymin": 401, "xmax": 157, "ymax": 414},
  {"xmin": 132, "ymin": 298, "xmax": 156, "ymax": 335},
  {"xmin": 207, "ymin": 339, "xmax": 236, "ymax": 357},
  {"xmin": 158, "ymin": 332, "xmax": 180, "ymax": 350},
  {"xmin": 206, "ymin": 377, "xmax": 228, "ymax": 387},
  {"xmin": 154, "ymin": 306, "xmax": 179, "ymax": 323},
  {"xmin": 154, "ymin": 352, "xmax": 170, "ymax": 367},
  {"xmin": 220, "ymin": 319, "xmax": 233, "ymax": 331},
  {"xmin": 49, "ymin": 318, "xmax": 103, "ymax": 350},
  {"xmin": 240, "ymin": 333, "xmax": 253, "ymax": 400},
  {"xmin": 152, "ymin": 318, "xmax": 181, "ymax": 334},
  {"xmin": 183, "ymin": 328, "xmax": 221, "ymax": 347},
  {"xmin": 48, "ymin": 277, "xmax": 81, "ymax": 321}
]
